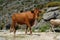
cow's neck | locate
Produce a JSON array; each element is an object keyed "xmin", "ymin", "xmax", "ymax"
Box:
[
  {"xmin": 31, "ymin": 11, "xmax": 37, "ymax": 20},
  {"xmin": 33, "ymin": 14, "xmax": 37, "ymax": 21},
  {"xmin": 31, "ymin": 10, "xmax": 34, "ymax": 13}
]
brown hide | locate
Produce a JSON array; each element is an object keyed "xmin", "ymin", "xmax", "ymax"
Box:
[{"xmin": 10, "ymin": 8, "xmax": 41, "ymax": 35}]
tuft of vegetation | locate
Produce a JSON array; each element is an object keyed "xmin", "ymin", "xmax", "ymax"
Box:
[
  {"xmin": 46, "ymin": 2, "xmax": 60, "ymax": 7},
  {"xmin": 38, "ymin": 24, "xmax": 50, "ymax": 32},
  {"xmin": 32, "ymin": 23, "xmax": 50, "ymax": 32},
  {"xmin": 0, "ymin": 0, "xmax": 4, "ymax": 5},
  {"xmin": 0, "ymin": 6, "xmax": 3, "ymax": 11}
]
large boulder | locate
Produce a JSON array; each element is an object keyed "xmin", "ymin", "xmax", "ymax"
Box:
[
  {"xmin": 43, "ymin": 7, "xmax": 60, "ymax": 21},
  {"xmin": 46, "ymin": 7, "xmax": 59, "ymax": 12},
  {"xmin": 34, "ymin": 19, "xmax": 48, "ymax": 29},
  {"xmin": 43, "ymin": 12, "xmax": 55, "ymax": 21}
]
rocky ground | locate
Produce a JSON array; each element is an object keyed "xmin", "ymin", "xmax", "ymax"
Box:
[{"xmin": 0, "ymin": 30, "xmax": 60, "ymax": 40}]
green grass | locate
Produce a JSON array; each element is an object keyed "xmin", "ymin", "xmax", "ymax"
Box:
[
  {"xmin": 46, "ymin": 2, "xmax": 60, "ymax": 7},
  {"xmin": 32, "ymin": 23, "xmax": 50, "ymax": 32},
  {"xmin": 38, "ymin": 23, "xmax": 50, "ymax": 32}
]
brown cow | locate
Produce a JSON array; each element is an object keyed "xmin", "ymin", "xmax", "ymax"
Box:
[{"xmin": 10, "ymin": 8, "xmax": 41, "ymax": 35}]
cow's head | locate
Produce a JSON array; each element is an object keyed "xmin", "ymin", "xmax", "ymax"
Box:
[
  {"xmin": 33, "ymin": 8, "xmax": 41, "ymax": 19},
  {"xmin": 31, "ymin": 8, "xmax": 41, "ymax": 26}
]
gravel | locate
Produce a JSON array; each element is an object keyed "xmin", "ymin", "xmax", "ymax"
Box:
[{"xmin": 0, "ymin": 31, "xmax": 60, "ymax": 40}]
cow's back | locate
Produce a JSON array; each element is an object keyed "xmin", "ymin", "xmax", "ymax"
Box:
[
  {"xmin": 12, "ymin": 11, "xmax": 35, "ymax": 24},
  {"xmin": 12, "ymin": 13, "xmax": 26, "ymax": 24}
]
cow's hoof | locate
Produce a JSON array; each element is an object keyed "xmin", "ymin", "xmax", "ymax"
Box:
[
  {"xmin": 10, "ymin": 30, "xmax": 12, "ymax": 32},
  {"xmin": 28, "ymin": 33, "xmax": 32, "ymax": 35}
]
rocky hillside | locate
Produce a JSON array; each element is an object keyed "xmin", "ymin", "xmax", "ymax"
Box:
[
  {"xmin": 0, "ymin": 0, "xmax": 60, "ymax": 31},
  {"xmin": 0, "ymin": 0, "xmax": 52, "ymax": 29},
  {"xmin": 35, "ymin": 6, "xmax": 60, "ymax": 32}
]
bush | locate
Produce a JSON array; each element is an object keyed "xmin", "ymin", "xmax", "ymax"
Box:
[
  {"xmin": 46, "ymin": 2, "xmax": 60, "ymax": 7},
  {"xmin": 32, "ymin": 23, "xmax": 50, "ymax": 32},
  {"xmin": 38, "ymin": 24, "xmax": 50, "ymax": 32},
  {"xmin": 0, "ymin": 6, "xmax": 3, "ymax": 10},
  {"xmin": 0, "ymin": 0, "xmax": 4, "ymax": 5},
  {"xmin": 37, "ymin": 4, "xmax": 44, "ymax": 9},
  {"xmin": 0, "ymin": 23, "xmax": 5, "ymax": 30}
]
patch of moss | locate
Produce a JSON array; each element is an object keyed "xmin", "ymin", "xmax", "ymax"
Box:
[
  {"xmin": 46, "ymin": 2, "xmax": 60, "ymax": 7},
  {"xmin": 39, "ymin": 24, "xmax": 50, "ymax": 32}
]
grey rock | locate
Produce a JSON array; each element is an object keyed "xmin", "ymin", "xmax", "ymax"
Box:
[
  {"xmin": 43, "ymin": 12, "xmax": 55, "ymax": 20},
  {"xmin": 43, "ymin": 7, "xmax": 60, "ymax": 21},
  {"xmin": 46, "ymin": 7, "xmax": 59, "ymax": 12},
  {"xmin": 33, "ymin": 19, "xmax": 49, "ymax": 29}
]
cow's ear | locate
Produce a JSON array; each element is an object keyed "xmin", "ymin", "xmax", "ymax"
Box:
[
  {"xmin": 20, "ymin": 10, "xmax": 23, "ymax": 12},
  {"xmin": 31, "ymin": 10, "xmax": 34, "ymax": 13}
]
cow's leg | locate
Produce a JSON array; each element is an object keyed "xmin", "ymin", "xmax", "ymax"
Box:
[
  {"xmin": 10, "ymin": 22, "xmax": 14, "ymax": 32},
  {"xmin": 25, "ymin": 26, "xmax": 28, "ymax": 34},
  {"xmin": 25, "ymin": 20, "xmax": 32, "ymax": 35},
  {"xmin": 27, "ymin": 24, "xmax": 32, "ymax": 35},
  {"xmin": 50, "ymin": 24, "xmax": 55, "ymax": 32},
  {"xmin": 29, "ymin": 26, "xmax": 32, "ymax": 35},
  {"xmin": 10, "ymin": 21, "xmax": 16, "ymax": 35},
  {"xmin": 13, "ymin": 22, "xmax": 16, "ymax": 35}
]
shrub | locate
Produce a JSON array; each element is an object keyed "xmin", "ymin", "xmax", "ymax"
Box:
[
  {"xmin": 38, "ymin": 23, "xmax": 50, "ymax": 32},
  {"xmin": 32, "ymin": 23, "xmax": 50, "ymax": 32},
  {"xmin": 37, "ymin": 4, "xmax": 44, "ymax": 9},
  {"xmin": 0, "ymin": 6, "xmax": 3, "ymax": 11},
  {"xmin": 46, "ymin": 2, "xmax": 60, "ymax": 7},
  {"xmin": 0, "ymin": 0, "xmax": 4, "ymax": 5}
]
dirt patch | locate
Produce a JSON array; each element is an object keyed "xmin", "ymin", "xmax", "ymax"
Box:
[{"xmin": 0, "ymin": 31, "xmax": 60, "ymax": 40}]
